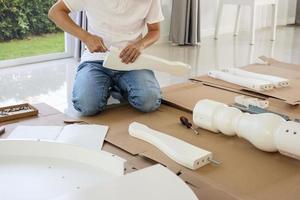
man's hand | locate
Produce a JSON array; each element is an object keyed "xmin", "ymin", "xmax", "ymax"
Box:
[
  {"xmin": 83, "ymin": 33, "xmax": 108, "ymax": 53},
  {"xmin": 119, "ymin": 42, "xmax": 144, "ymax": 64}
]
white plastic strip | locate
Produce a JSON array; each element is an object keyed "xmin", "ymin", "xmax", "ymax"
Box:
[
  {"xmin": 52, "ymin": 165, "xmax": 198, "ymax": 200},
  {"xmin": 225, "ymin": 68, "xmax": 289, "ymax": 88},
  {"xmin": 208, "ymin": 70, "xmax": 274, "ymax": 91},
  {"xmin": 128, "ymin": 122, "xmax": 213, "ymax": 170},
  {"xmin": 103, "ymin": 47, "xmax": 191, "ymax": 76}
]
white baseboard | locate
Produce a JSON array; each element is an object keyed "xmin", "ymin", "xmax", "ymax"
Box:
[{"xmin": 0, "ymin": 52, "xmax": 73, "ymax": 69}]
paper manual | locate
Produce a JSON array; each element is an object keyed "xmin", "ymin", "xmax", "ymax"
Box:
[{"xmin": 8, "ymin": 124, "xmax": 109, "ymax": 150}]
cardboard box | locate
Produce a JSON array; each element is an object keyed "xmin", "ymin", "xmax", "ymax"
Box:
[
  {"xmin": 79, "ymin": 104, "xmax": 300, "ymax": 200},
  {"xmin": 190, "ymin": 58, "xmax": 300, "ymax": 105}
]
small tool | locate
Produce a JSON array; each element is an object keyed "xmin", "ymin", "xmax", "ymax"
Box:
[
  {"xmin": 180, "ymin": 116, "xmax": 199, "ymax": 135},
  {"xmin": 0, "ymin": 126, "xmax": 5, "ymax": 136},
  {"xmin": 63, "ymin": 119, "xmax": 88, "ymax": 124}
]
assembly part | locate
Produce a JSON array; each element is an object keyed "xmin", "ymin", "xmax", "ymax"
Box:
[
  {"xmin": 213, "ymin": 106, "xmax": 242, "ymax": 136},
  {"xmin": 129, "ymin": 122, "xmax": 213, "ymax": 170},
  {"xmin": 235, "ymin": 113, "xmax": 285, "ymax": 152},
  {"xmin": 232, "ymin": 103, "xmax": 291, "ymax": 121},
  {"xmin": 52, "ymin": 165, "xmax": 198, "ymax": 200},
  {"xmin": 235, "ymin": 95, "xmax": 269, "ymax": 109},
  {"xmin": 103, "ymin": 47, "xmax": 191, "ymax": 76},
  {"xmin": 225, "ymin": 68, "xmax": 289, "ymax": 88},
  {"xmin": 274, "ymin": 121, "xmax": 300, "ymax": 160},
  {"xmin": 9, "ymin": 124, "xmax": 109, "ymax": 151},
  {"xmin": 193, "ymin": 99, "xmax": 227, "ymax": 133},
  {"xmin": 0, "ymin": 140, "xmax": 126, "ymax": 200},
  {"xmin": 208, "ymin": 70, "xmax": 274, "ymax": 91},
  {"xmin": 193, "ymin": 99, "xmax": 300, "ymax": 160}
]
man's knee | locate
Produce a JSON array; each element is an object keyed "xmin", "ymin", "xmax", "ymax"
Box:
[
  {"xmin": 129, "ymin": 88, "xmax": 161, "ymax": 113},
  {"xmin": 72, "ymin": 92, "xmax": 106, "ymax": 116},
  {"xmin": 72, "ymin": 61, "xmax": 111, "ymax": 116}
]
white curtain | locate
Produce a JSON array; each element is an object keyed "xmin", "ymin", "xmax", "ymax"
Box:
[{"xmin": 297, "ymin": 0, "xmax": 300, "ymax": 24}]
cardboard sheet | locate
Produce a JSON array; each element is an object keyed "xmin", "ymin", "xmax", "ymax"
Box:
[
  {"xmin": 2, "ymin": 103, "xmax": 300, "ymax": 199},
  {"xmin": 162, "ymin": 81, "xmax": 300, "ymax": 119},
  {"xmin": 162, "ymin": 81, "xmax": 263, "ymax": 112},
  {"xmin": 79, "ymin": 104, "xmax": 300, "ymax": 200},
  {"xmin": 191, "ymin": 59, "xmax": 300, "ymax": 105}
]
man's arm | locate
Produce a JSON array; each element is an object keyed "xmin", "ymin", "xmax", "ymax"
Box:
[
  {"xmin": 120, "ymin": 23, "xmax": 161, "ymax": 64},
  {"xmin": 48, "ymin": 0, "xmax": 107, "ymax": 53}
]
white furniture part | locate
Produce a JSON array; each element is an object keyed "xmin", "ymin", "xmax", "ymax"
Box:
[
  {"xmin": 56, "ymin": 124, "xmax": 108, "ymax": 151},
  {"xmin": 235, "ymin": 95, "xmax": 269, "ymax": 109},
  {"xmin": 0, "ymin": 140, "xmax": 125, "ymax": 200},
  {"xmin": 193, "ymin": 99, "xmax": 300, "ymax": 160},
  {"xmin": 193, "ymin": 99, "xmax": 243, "ymax": 136},
  {"xmin": 8, "ymin": 126, "xmax": 63, "ymax": 140},
  {"xmin": 225, "ymin": 68, "xmax": 289, "ymax": 88},
  {"xmin": 128, "ymin": 122, "xmax": 213, "ymax": 170},
  {"xmin": 52, "ymin": 165, "xmax": 198, "ymax": 200},
  {"xmin": 274, "ymin": 121, "xmax": 300, "ymax": 160},
  {"xmin": 235, "ymin": 112, "xmax": 284, "ymax": 152},
  {"xmin": 208, "ymin": 70, "xmax": 274, "ymax": 91},
  {"xmin": 9, "ymin": 124, "xmax": 109, "ymax": 151},
  {"xmin": 103, "ymin": 47, "xmax": 191, "ymax": 76},
  {"xmin": 215, "ymin": 0, "xmax": 278, "ymax": 45}
]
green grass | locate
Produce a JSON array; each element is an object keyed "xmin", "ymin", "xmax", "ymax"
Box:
[{"xmin": 0, "ymin": 32, "xmax": 65, "ymax": 60}]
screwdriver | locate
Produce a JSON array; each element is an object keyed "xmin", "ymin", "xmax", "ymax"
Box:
[
  {"xmin": 0, "ymin": 126, "xmax": 5, "ymax": 136},
  {"xmin": 180, "ymin": 116, "xmax": 199, "ymax": 135}
]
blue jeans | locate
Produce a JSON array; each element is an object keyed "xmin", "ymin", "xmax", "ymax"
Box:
[{"xmin": 72, "ymin": 61, "xmax": 161, "ymax": 116}]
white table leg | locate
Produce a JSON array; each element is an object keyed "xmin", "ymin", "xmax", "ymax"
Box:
[
  {"xmin": 250, "ymin": 5, "xmax": 257, "ymax": 45},
  {"xmin": 234, "ymin": 5, "xmax": 241, "ymax": 36},
  {"xmin": 271, "ymin": 3, "xmax": 278, "ymax": 41},
  {"xmin": 215, "ymin": 1, "xmax": 224, "ymax": 39}
]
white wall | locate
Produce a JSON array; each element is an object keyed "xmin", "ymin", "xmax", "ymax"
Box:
[{"xmin": 160, "ymin": 0, "xmax": 297, "ymax": 39}]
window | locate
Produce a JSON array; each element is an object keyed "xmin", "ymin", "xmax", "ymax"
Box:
[{"xmin": 0, "ymin": 0, "xmax": 73, "ymax": 68}]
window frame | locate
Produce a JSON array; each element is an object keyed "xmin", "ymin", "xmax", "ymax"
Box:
[{"xmin": 0, "ymin": 33, "xmax": 74, "ymax": 69}]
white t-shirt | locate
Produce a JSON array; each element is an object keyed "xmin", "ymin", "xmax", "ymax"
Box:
[{"xmin": 63, "ymin": 0, "xmax": 165, "ymax": 62}]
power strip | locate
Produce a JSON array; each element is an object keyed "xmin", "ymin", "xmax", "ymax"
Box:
[{"xmin": 129, "ymin": 122, "xmax": 216, "ymax": 170}]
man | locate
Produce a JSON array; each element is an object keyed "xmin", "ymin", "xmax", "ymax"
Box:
[{"xmin": 48, "ymin": 0, "xmax": 164, "ymax": 116}]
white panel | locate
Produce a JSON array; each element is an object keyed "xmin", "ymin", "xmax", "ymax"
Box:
[
  {"xmin": 8, "ymin": 126, "xmax": 63, "ymax": 140},
  {"xmin": 57, "ymin": 124, "xmax": 109, "ymax": 151},
  {"xmin": 52, "ymin": 165, "xmax": 198, "ymax": 200},
  {"xmin": 0, "ymin": 140, "xmax": 125, "ymax": 200}
]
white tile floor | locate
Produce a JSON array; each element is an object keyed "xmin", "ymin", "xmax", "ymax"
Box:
[{"xmin": 0, "ymin": 26, "xmax": 299, "ymax": 113}]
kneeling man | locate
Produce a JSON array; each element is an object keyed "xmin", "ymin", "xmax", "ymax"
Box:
[{"xmin": 49, "ymin": 0, "xmax": 164, "ymax": 116}]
